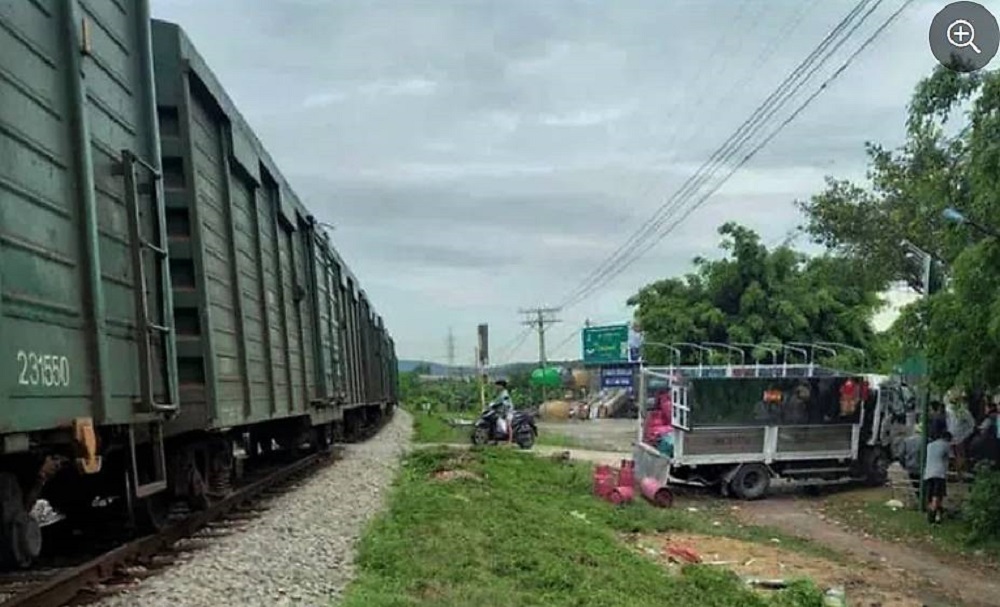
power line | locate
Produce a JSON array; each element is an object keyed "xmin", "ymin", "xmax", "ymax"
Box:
[
  {"xmin": 493, "ymin": 326, "xmax": 533, "ymax": 368},
  {"xmin": 550, "ymin": 327, "xmax": 583, "ymax": 358},
  {"xmin": 556, "ymin": 0, "xmax": 882, "ymax": 310},
  {"xmin": 558, "ymin": 0, "xmax": 880, "ymax": 310},
  {"xmin": 622, "ymin": 0, "xmax": 914, "ymax": 271},
  {"xmin": 559, "ymin": 0, "xmax": 911, "ymax": 309},
  {"xmin": 599, "ymin": 4, "xmax": 821, "ymax": 287}
]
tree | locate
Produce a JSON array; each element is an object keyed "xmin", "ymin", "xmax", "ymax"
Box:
[
  {"xmin": 797, "ymin": 65, "xmax": 1000, "ymax": 389},
  {"xmin": 412, "ymin": 363, "xmax": 432, "ymax": 375},
  {"xmin": 628, "ymin": 222, "xmax": 882, "ymax": 369}
]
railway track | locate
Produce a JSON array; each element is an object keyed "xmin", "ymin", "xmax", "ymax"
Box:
[{"xmin": 0, "ymin": 445, "xmax": 342, "ymax": 607}]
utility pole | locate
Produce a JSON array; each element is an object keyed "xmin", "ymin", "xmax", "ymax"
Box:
[{"xmin": 519, "ymin": 307, "xmax": 561, "ymax": 401}]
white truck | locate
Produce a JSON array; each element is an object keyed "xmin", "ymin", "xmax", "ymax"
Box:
[{"xmin": 633, "ymin": 363, "xmax": 915, "ymax": 500}]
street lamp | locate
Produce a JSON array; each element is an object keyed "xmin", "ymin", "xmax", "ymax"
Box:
[
  {"xmin": 942, "ymin": 207, "xmax": 999, "ymax": 238},
  {"xmin": 701, "ymin": 342, "xmax": 746, "ymax": 366}
]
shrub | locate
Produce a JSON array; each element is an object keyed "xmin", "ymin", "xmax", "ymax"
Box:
[{"xmin": 964, "ymin": 464, "xmax": 1000, "ymax": 543}]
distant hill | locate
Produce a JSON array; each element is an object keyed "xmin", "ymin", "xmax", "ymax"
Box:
[{"xmin": 397, "ymin": 360, "xmax": 473, "ymax": 375}]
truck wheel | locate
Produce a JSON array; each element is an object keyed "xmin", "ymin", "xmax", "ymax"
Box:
[
  {"xmin": 862, "ymin": 449, "xmax": 889, "ymax": 487},
  {"xmin": 731, "ymin": 464, "xmax": 770, "ymax": 500}
]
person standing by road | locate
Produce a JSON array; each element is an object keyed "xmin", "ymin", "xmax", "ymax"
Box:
[
  {"xmin": 928, "ymin": 400, "xmax": 948, "ymax": 439},
  {"xmin": 896, "ymin": 423, "xmax": 923, "ymax": 493},
  {"xmin": 924, "ymin": 430, "xmax": 953, "ymax": 525}
]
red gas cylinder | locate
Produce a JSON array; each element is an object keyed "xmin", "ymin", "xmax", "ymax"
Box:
[{"xmin": 593, "ymin": 465, "xmax": 612, "ymax": 497}]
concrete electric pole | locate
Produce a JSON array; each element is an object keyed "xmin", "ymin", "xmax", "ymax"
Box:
[{"xmin": 519, "ymin": 307, "xmax": 561, "ymax": 401}]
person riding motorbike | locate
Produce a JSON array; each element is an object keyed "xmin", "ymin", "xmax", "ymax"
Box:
[{"xmin": 488, "ymin": 379, "xmax": 514, "ymax": 444}]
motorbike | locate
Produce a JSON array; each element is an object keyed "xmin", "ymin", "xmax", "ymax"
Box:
[{"xmin": 471, "ymin": 403, "xmax": 537, "ymax": 449}]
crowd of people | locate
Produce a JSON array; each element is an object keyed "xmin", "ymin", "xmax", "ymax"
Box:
[{"xmin": 894, "ymin": 388, "xmax": 1000, "ymax": 523}]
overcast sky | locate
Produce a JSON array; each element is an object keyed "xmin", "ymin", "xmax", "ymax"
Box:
[{"xmin": 149, "ymin": 0, "xmax": 989, "ymax": 364}]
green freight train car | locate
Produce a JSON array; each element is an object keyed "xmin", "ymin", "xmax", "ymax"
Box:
[
  {"xmin": 0, "ymin": 1, "xmax": 397, "ymax": 569},
  {"xmin": 0, "ymin": 0, "xmax": 176, "ymax": 567}
]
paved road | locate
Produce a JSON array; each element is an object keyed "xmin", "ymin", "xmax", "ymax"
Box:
[{"xmin": 537, "ymin": 418, "xmax": 637, "ymax": 452}]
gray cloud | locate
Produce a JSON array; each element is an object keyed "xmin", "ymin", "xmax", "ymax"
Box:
[{"xmin": 151, "ymin": 0, "xmax": 974, "ymax": 362}]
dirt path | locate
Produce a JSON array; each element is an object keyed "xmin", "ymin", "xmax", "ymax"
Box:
[{"xmin": 735, "ymin": 495, "xmax": 1000, "ymax": 607}]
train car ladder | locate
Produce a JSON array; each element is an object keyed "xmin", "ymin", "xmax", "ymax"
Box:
[
  {"xmin": 117, "ymin": 149, "xmax": 176, "ymax": 415},
  {"xmin": 117, "ymin": 150, "xmax": 174, "ymax": 498},
  {"xmin": 127, "ymin": 422, "xmax": 168, "ymax": 498}
]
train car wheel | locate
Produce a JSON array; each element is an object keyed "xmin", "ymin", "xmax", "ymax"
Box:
[{"xmin": 136, "ymin": 492, "xmax": 171, "ymax": 534}]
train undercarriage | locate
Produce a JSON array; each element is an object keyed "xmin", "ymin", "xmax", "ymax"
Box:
[{"xmin": 0, "ymin": 403, "xmax": 392, "ymax": 569}]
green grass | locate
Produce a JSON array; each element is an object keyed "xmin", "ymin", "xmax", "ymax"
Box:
[
  {"xmin": 822, "ymin": 488, "xmax": 1000, "ymax": 566},
  {"xmin": 410, "ymin": 409, "xmax": 472, "ymax": 444},
  {"xmin": 340, "ymin": 446, "xmax": 830, "ymax": 607}
]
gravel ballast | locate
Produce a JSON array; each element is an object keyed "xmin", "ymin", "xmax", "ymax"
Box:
[{"xmin": 94, "ymin": 409, "xmax": 412, "ymax": 607}]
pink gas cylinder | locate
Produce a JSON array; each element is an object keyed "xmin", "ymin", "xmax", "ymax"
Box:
[
  {"xmin": 618, "ymin": 459, "xmax": 635, "ymax": 489},
  {"xmin": 609, "ymin": 485, "xmax": 634, "ymax": 505},
  {"xmin": 640, "ymin": 477, "xmax": 674, "ymax": 508},
  {"xmin": 593, "ymin": 464, "xmax": 613, "ymax": 497}
]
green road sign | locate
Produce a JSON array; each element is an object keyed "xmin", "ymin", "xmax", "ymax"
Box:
[
  {"xmin": 582, "ymin": 324, "xmax": 629, "ymax": 364},
  {"xmin": 895, "ymin": 354, "xmax": 928, "ymax": 377}
]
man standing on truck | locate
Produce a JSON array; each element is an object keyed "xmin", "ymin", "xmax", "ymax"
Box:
[{"xmin": 924, "ymin": 430, "xmax": 952, "ymax": 525}]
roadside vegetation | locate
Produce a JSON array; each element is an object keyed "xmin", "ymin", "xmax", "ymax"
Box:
[
  {"xmin": 341, "ymin": 446, "xmax": 835, "ymax": 607},
  {"xmin": 821, "ymin": 470, "xmax": 1000, "ymax": 566}
]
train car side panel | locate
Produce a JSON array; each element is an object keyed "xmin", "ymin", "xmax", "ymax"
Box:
[
  {"xmin": 310, "ymin": 235, "xmax": 339, "ymax": 404},
  {"xmin": 292, "ymin": 213, "xmax": 317, "ymax": 407},
  {"xmin": 0, "ymin": 0, "xmax": 174, "ymax": 432},
  {"xmin": 259, "ymin": 171, "xmax": 292, "ymax": 417},
  {"xmin": 276, "ymin": 213, "xmax": 305, "ymax": 413},
  {"xmin": 229, "ymin": 168, "xmax": 270, "ymax": 421},
  {"xmin": 187, "ymin": 86, "xmax": 245, "ymax": 425}
]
